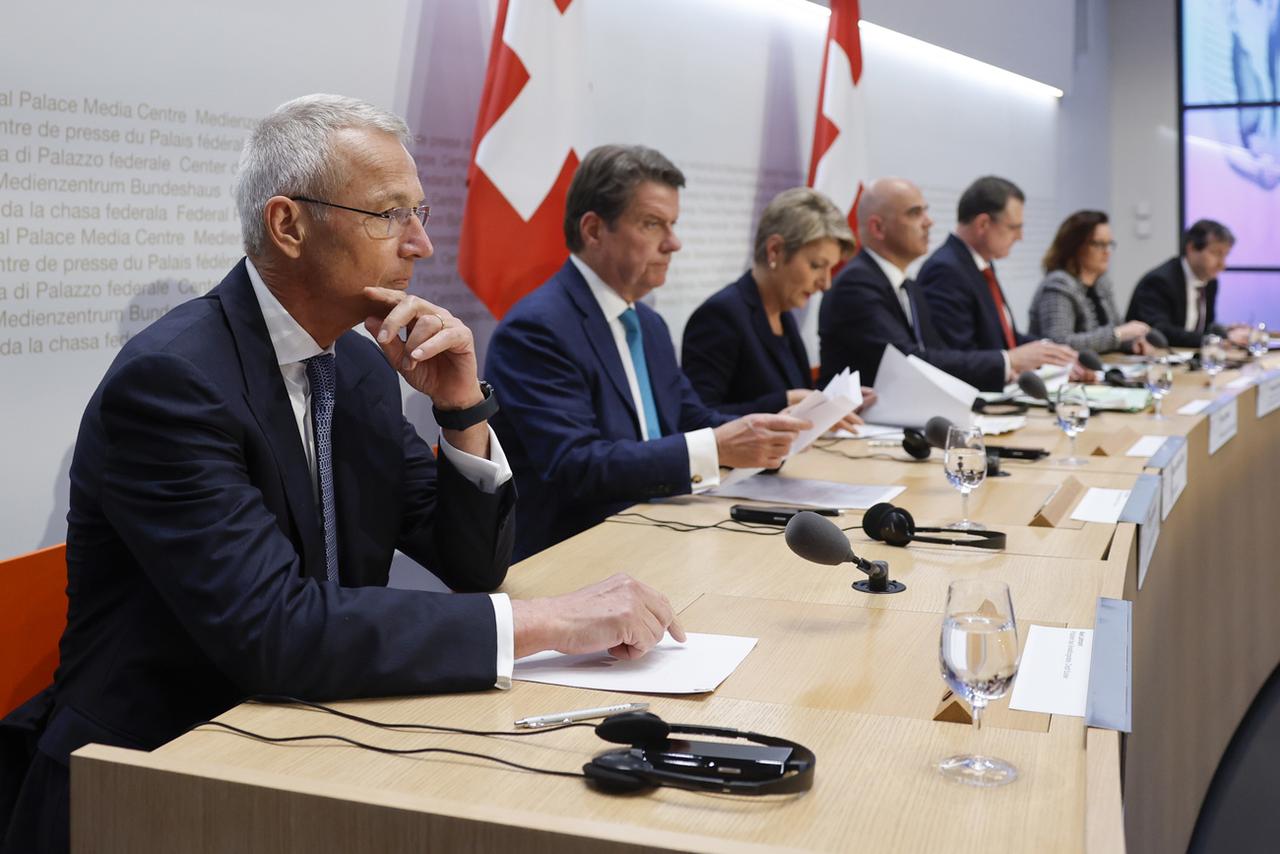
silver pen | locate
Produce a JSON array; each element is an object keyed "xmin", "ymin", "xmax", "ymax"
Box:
[{"xmin": 514, "ymin": 702, "xmax": 649, "ymax": 728}]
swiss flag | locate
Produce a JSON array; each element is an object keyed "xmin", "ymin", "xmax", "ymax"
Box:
[
  {"xmin": 807, "ymin": 0, "xmax": 868, "ymax": 246},
  {"xmin": 458, "ymin": 0, "xmax": 581, "ymax": 320}
]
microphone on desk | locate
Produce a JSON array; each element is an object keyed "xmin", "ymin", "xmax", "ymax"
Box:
[
  {"xmin": 1017, "ymin": 370, "xmax": 1053, "ymax": 412},
  {"xmin": 1145, "ymin": 328, "xmax": 1169, "ymax": 351},
  {"xmin": 784, "ymin": 510, "xmax": 905, "ymax": 594},
  {"xmin": 866, "ymin": 415, "xmax": 953, "ymax": 460},
  {"xmin": 1103, "ymin": 368, "xmax": 1146, "ymax": 389}
]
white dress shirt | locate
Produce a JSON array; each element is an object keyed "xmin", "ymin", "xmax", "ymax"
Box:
[
  {"xmin": 246, "ymin": 259, "xmax": 516, "ymax": 689},
  {"xmin": 569, "ymin": 255, "xmax": 720, "ymax": 490},
  {"xmin": 1181, "ymin": 257, "xmax": 1206, "ymax": 333}
]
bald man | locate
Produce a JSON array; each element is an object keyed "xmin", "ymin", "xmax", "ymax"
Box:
[{"xmin": 818, "ymin": 178, "xmax": 1074, "ymax": 390}]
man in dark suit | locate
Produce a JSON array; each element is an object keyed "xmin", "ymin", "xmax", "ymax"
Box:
[
  {"xmin": 0, "ymin": 97, "xmax": 684, "ymax": 854},
  {"xmin": 820, "ymin": 178, "xmax": 1076, "ymax": 391},
  {"xmin": 1126, "ymin": 219, "xmax": 1246, "ymax": 348},
  {"xmin": 917, "ymin": 176, "xmax": 1075, "ymax": 372},
  {"xmin": 487, "ymin": 145, "xmax": 808, "ymax": 559}
]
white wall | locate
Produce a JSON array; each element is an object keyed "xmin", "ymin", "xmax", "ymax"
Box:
[
  {"xmin": 0, "ymin": 0, "xmax": 1112, "ymax": 557},
  {"xmin": 1107, "ymin": 0, "xmax": 1180, "ymax": 310}
]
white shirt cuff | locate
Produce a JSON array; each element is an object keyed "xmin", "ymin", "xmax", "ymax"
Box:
[
  {"xmin": 685, "ymin": 427, "xmax": 720, "ymax": 493},
  {"xmin": 489, "ymin": 592, "xmax": 514, "ymax": 690},
  {"xmin": 437, "ymin": 426, "xmax": 513, "ymax": 494},
  {"xmin": 1002, "ymin": 351, "xmax": 1013, "ymax": 383}
]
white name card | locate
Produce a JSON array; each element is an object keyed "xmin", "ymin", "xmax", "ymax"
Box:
[
  {"xmin": 1258, "ymin": 374, "xmax": 1280, "ymax": 419},
  {"xmin": 1208, "ymin": 399, "xmax": 1238, "ymax": 455},
  {"xmin": 1162, "ymin": 441, "xmax": 1188, "ymax": 521}
]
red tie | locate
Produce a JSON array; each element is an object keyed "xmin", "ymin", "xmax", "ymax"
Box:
[{"xmin": 982, "ymin": 266, "xmax": 1017, "ymax": 349}]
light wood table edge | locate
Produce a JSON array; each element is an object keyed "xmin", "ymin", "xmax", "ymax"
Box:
[{"xmin": 71, "ymin": 743, "xmax": 789, "ymax": 854}]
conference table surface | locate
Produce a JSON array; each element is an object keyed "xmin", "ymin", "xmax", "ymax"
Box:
[{"xmin": 72, "ymin": 355, "xmax": 1280, "ymax": 853}]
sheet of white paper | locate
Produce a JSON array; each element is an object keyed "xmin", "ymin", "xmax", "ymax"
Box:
[
  {"xmin": 1070, "ymin": 488, "xmax": 1132, "ymax": 523},
  {"xmin": 821, "ymin": 368, "xmax": 863, "ymax": 409},
  {"xmin": 1125, "ymin": 435, "xmax": 1168, "ymax": 458},
  {"xmin": 512, "ymin": 632, "xmax": 757, "ymax": 694},
  {"xmin": 1226, "ymin": 375, "xmax": 1254, "ymax": 389},
  {"xmin": 849, "ymin": 423, "xmax": 904, "ymax": 439},
  {"xmin": 1176, "ymin": 399, "xmax": 1212, "ymax": 415},
  {"xmin": 862, "ymin": 345, "xmax": 976, "ymax": 428},
  {"xmin": 708, "ymin": 477, "xmax": 905, "ymax": 509},
  {"xmin": 974, "ymin": 414, "xmax": 1026, "ymax": 435},
  {"xmin": 1008, "ymin": 626, "xmax": 1094, "ymax": 717}
]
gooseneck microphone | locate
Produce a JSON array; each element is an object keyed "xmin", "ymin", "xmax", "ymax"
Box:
[
  {"xmin": 784, "ymin": 511, "xmax": 905, "ymax": 594},
  {"xmin": 923, "ymin": 415, "xmax": 953, "ymax": 449},
  {"xmin": 1017, "ymin": 370, "xmax": 1053, "ymax": 411},
  {"xmin": 1078, "ymin": 350, "xmax": 1104, "ymax": 372},
  {"xmin": 1145, "ymin": 328, "xmax": 1169, "ymax": 350}
]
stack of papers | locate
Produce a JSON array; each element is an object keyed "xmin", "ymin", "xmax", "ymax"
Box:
[
  {"xmin": 861, "ymin": 345, "xmax": 977, "ymax": 429},
  {"xmin": 513, "ymin": 632, "xmax": 758, "ymax": 693}
]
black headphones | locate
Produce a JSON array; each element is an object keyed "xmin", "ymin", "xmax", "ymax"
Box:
[
  {"xmin": 583, "ymin": 711, "xmax": 815, "ymax": 795},
  {"xmin": 862, "ymin": 502, "xmax": 1006, "ymax": 550}
]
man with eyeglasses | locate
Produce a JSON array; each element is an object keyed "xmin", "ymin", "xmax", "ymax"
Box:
[
  {"xmin": 917, "ymin": 175, "xmax": 1080, "ymax": 381},
  {"xmin": 0, "ymin": 95, "xmax": 684, "ymax": 854},
  {"xmin": 1126, "ymin": 219, "xmax": 1248, "ymax": 348}
]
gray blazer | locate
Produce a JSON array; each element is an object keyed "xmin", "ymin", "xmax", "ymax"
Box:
[{"xmin": 1028, "ymin": 269, "xmax": 1127, "ymax": 353}]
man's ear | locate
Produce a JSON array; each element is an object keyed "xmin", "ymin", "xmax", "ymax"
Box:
[
  {"xmin": 579, "ymin": 211, "xmax": 604, "ymax": 248},
  {"xmin": 264, "ymin": 196, "xmax": 306, "ymax": 259}
]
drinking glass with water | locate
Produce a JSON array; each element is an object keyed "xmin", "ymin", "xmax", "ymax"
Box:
[
  {"xmin": 938, "ymin": 578, "xmax": 1021, "ymax": 787},
  {"xmin": 1201, "ymin": 333, "xmax": 1225, "ymax": 389},
  {"xmin": 1146, "ymin": 360, "xmax": 1173, "ymax": 420},
  {"xmin": 1055, "ymin": 383, "xmax": 1090, "ymax": 465},
  {"xmin": 943, "ymin": 425, "xmax": 986, "ymax": 531}
]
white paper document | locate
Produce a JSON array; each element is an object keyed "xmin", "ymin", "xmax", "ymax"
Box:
[
  {"xmin": 1070, "ymin": 488, "xmax": 1132, "ymax": 524},
  {"xmin": 512, "ymin": 632, "xmax": 757, "ymax": 694},
  {"xmin": 1226, "ymin": 375, "xmax": 1254, "ymax": 390},
  {"xmin": 708, "ymin": 476, "xmax": 905, "ymax": 508},
  {"xmin": 722, "ymin": 370, "xmax": 860, "ymax": 487},
  {"xmin": 1176, "ymin": 399, "xmax": 1212, "ymax": 415},
  {"xmin": 974, "ymin": 414, "xmax": 1026, "ymax": 435},
  {"xmin": 862, "ymin": 345, "xmax": 976, "ymax": 428},
  {"xmin": 1009, "ymin": 626, "xmax": 1094, "ymax": 717},
  {"xmin": 1124, "ymin": 435, "xmax": 1168, "ymax": 458}
]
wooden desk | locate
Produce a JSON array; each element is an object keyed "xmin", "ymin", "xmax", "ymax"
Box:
[{"xmin": 71, "ymin": 356, "xmax": 1280, "ymax": 854}]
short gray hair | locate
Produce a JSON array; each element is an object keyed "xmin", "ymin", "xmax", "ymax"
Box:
[
  {"xmin": 753, "ymin": 187, "xmax": 855, "ymax": 264},
  {"xmin": 234, "ymin": 94, "xmax": 411, "ymax": 255}
]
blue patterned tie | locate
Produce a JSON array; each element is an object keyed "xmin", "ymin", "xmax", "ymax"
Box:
[
  {"xmin": 304, "ymin": 353, "xmax": 339, "ymax": 582},
  {"xmin": 619, "ymin": 307, "xmax": 662, "ymax": 440}
]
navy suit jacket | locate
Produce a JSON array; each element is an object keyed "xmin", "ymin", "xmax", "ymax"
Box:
[
  {"xmin": 818, "ymin": 251, "xmax": 1007, "ymax": 391},
  {"xmin": 918, "ymin": 233, "xmax": 1032, "ymax": 351},
  {"xmin": 487, "ymin": 260, "xmax": 732, "ymax": 559},
  {"xmin": 681, "ymin": 272, "xmax": 811, "ymax": 416},
  {"xmin": 2, "ymin": 260, "xmax": 515, "ymax": 852},
  {"xmin": 1125, "ymin": 256, "xmax": 1221, "ymax": 348}
]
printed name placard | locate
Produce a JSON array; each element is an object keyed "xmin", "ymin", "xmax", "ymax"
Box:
[
  {"xmin": 1161, "ymin": 441, "xmax": 1188, "ymax": 520},
  {"xmin": 1208, "ymin": 398, "xmax": 1238, "ymax": 455}
]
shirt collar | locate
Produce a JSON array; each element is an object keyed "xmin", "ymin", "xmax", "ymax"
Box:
[
  {"xmin": 960, "ymin": 235, "xmax": 991, "ymax": 272},
  {"xmin": 1181, "ymin": 257, "xmax": 1206, "ymax": 289},
  {"xmin": 570, "ymin": 254, "xmax": 632, "ymax": 321},
  {"xmin": 863, "ymin": 247, "xmax": 908, "ymax": 290},
  {"xmin": 245, "ymin": 257, "xmax": 331, "ymax": 366}
]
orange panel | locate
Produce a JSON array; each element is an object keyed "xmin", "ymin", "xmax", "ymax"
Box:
[{"xmin": 0, "ymin": 543, "xmax": 67, "ymax": 716}]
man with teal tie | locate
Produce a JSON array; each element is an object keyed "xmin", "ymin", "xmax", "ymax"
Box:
[{"xmin": 487, "ymin": 145, "xmax": 808, "ymax": 559}]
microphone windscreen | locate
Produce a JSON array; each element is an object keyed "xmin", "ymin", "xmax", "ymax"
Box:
[
  {"xmin": 924, "ymin": 416, "xmax": 954, "ymax": 448},
  {"xmin": 1078, "ymin": 350, "xmax": 1104, "ymax": 371},
  {"xmin": 1018, "ymin": 371, "xmax": 1049, "ymax": 401},
  {"xmin": 785, "ymin": 511, "xmax": 855, "ymax": 566},
  {"xmin": 1146, "ymin": 328, "xmax": 1169, "ymax": 349}
]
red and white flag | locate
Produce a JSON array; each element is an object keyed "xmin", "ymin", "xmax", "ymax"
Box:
[
  {"xmin": 458, "ymin": 0, "xmax": 583, "ymax": 319},
  {"xmin": 807, "ymin": 0, "xmax": 868, "ymax": 245}
]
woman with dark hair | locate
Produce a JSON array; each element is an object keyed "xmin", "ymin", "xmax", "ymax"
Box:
[
  {"xmin": 681, "ymin": 187, "xmax": 873, "ymax": 417},
  {"xmin": 1029, "ymin": 210, "xmax": 1151, "ymax": 354}
]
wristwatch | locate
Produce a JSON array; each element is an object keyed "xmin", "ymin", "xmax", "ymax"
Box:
[{"xmin": 432, "ymin": 380, "xmax": 499, "ymax": 430}]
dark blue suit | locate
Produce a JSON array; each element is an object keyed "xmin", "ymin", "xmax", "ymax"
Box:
[
  {"xmin": 1125, "ymin": 257, "xmax": 1222, "ymax": 348},
  {"xmin": 918, "ymin": 234, "xmax": 1032, "ymax": 351},
  {"xmin": 818, "ymin": 251, "xmax": 1007, "ymax": 391},
  {"xmin": 0, "ymin": 261, "xmax": 514, "ymax": 853},
  {"xmin": 681, "ymin": 272, "xmax": 811, "ymax": 416},
  {"xmin": 487, "ymin": 260, "xmax": 732, "ymax": 560}
]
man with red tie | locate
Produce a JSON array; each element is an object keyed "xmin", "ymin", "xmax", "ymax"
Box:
[{"xmin": 917, "ymin": 175, "xmax": 1077, "ymax": 379}]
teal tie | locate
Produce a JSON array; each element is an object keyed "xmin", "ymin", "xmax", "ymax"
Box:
[{"xmin": 619, "ymin": 307, "xmax": 662, "ymax": 440}]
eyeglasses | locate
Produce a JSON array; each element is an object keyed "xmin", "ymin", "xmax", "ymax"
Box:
[
  {"xmin": 290, "ymin": 196, "xmax": 430, "ymax": 239},
  {"xmin": 1088, "ymin": 239, "xmax": 1117, "ymax": 251}
]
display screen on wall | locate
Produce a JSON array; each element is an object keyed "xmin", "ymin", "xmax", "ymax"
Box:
[{"xmin": 1181, "ymin": 0, "xmax": 1280, "ymax": 320}]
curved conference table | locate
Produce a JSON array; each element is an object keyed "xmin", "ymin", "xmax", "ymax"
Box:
[{"xmin": 73, "ymin": 354, "xmax": 1280, "ymax": 853}]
